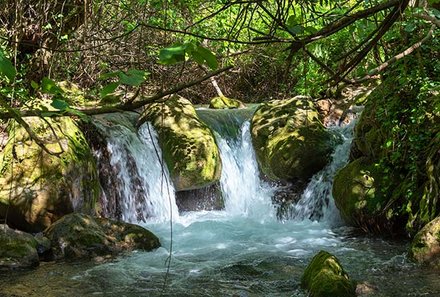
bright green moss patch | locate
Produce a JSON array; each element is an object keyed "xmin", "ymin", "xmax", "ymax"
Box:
[
  {"xmin": 302, "ymin": 251, "xmax": 356, "ymax": 297},
  {"xmin": 138, "ymin": 95, "xmax": 221, "ymax": 191}
]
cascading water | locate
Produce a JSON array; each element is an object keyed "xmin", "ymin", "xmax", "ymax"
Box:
[
  {"xmin": 288, "ymin": 121, "xmax": 356, "ymax": 223},
  {"xmin": 4, "ymin": 111, "xmax": 438, "ymax": 297},
  {"xmin": 215, "ymin": 121, "xmax": 275, "ymax": 218},
  {"xmin": 92, "ymin": 113, "xmax": 178, "ymax": 223}
]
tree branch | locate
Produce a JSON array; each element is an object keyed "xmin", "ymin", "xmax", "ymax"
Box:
[
  {"xmin": 288, "ymin": 0, "xmax": 401, "ymax": 53},
  {"xmin": 0, "ymin": 65, "xmax": 234, "ymax": 120}
]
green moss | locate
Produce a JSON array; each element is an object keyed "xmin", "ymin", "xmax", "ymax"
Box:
[
  {"xmin": 302, "ymin": 251, "xmax": 356, "ymax": 297},
  {"xmin": 251, "ymin": 97, "xmax": 338, "ymax": 181},
  {"xmin": 0, "ymin": 117, "xmax": 100, "ymax": 232},
  {"xmin": 138, "ymin": 95, "xmax": 221, "ymax": 191},
  {"xmin": 209, "ymin": 96, "xmax": 245, "ymax": 109},
  {"xmin": 409, "ymin": 216, "xmax": 440, "ymax": 267},
  {"xmin": 45, "ymin": 213, "xmax": 160, "ymax": 259},
  {"xmin": 0, "ymin": 225, "xmax": 40, "ymax": 269},
  {"xmin": 332, "ymin": 157, "xmax": 387, "ymax": 227}
]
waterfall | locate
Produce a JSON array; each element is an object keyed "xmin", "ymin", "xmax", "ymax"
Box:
[
  {"xmin": 92, "ymin": 113, "xmax": 178, "ymax": 223},
  {"xmin": 196, "ymin": 107, "xmax": 276, "ymax": 220},
  {"xmin": 216, "ymin": 122, "xmax": 275, "ymax": 219},
  {"xmin": 91, "ymin": 108, "xmax": 354, "ymax": 226},
  {"xmin": 288, "ymin": 121, "xmax": 356, "ymax": 223}
]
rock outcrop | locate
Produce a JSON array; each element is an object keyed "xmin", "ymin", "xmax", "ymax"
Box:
[
  {"xmin": 251, "ymin": 96, "xmax": 338, "ymax": 181},
  {"xmin": 44, "ymin": 213, "xmax": 160, "ymax": 259},
  {"xmin": 138, "ymin": 95, "xmax": 221, "ymax": 191},
  {"xmin": 0, "ymin": 117, "xmax": 100, "ymax": 232}
]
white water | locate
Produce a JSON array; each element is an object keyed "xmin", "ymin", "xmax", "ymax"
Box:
[
  {"xmin": 93, "ymin": 115, "xmax": 178, "ymax": 223},
  {"xmin": 289, "ymin": 121, "xmax": 356, "ymax": 223},
  {"xmin": 216, "ymin": 121, "xmax": 275, "ymax": 220},
  {"xmin": 6, "ymin": 115, "xmax": 430, "ymax": 297}
]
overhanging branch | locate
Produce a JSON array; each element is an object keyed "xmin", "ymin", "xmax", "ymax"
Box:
[{"xmin": 0, "ymin": 65, "xmax": 233, "ymax": 120}]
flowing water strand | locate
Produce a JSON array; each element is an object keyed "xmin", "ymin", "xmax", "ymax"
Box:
[
  {"xmin": 93, "ymin": 115, "xmax": 178, "ymax": 223},
  {"xmin": 288, "ymin": 121, "xmax": 356, "ymax": 223},
  {"xmin": 215, "ymin": 121, "xmax": 276, "ymax": 219}
]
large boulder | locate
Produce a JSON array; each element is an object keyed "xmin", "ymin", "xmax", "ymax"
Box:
[
  {"xmin": 0, "ymin": 224, "xmax": 39, "ymax": 269},
  {"xmin": 332, "ymin": 157, "xmax": 392, "ymax": 233},
  {"xmin": 209, "ymin": 96, "xmax": 245, "ymax": 109},
  {"xmin": 301, "ymin": 250, "xmax": 356, "ymax": 297},
  {"xmin": 251, "ymin": 96, "xmax": 338, "ymax": 181},
  {"xmin": 44, "ymin": 213, "xmax": 160, "ymax": 259},
  {"xmin": 0, "ymin": 117, "xmax": 100, "ymax": 232},
  {"xmin": 138, "ymin": 95, "xmax": 222, "ymax": 191},
  {"xmin": 332, "ymin": 72, "xmax": 440, "ymax": 235},
  {"xmin": 409, "ymin": 216, "xmax": 440, "ymax": 267}
]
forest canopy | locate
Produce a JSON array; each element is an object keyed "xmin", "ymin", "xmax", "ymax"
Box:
[{"xmin": 0, "ymin": 0, "xmax": 439, "ymax": 120}]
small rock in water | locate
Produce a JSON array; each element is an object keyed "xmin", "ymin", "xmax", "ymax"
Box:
[{"xmin": 301, "ymin": 250, "xmax": 356, "ymax": 297}]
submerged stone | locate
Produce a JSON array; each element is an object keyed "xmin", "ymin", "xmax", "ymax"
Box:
[
  {"xmin": 251, "ymin": 96, "xmax": 338, "ymax": 181},
  {"xmin": 44, "ymin": 213, "xmax": 160, "ymax": 259},
  {"xmin": 0, "ymin": 224, "xmax": 39, "ymax": 269},
  {"xmin": 409, "ymin": 216, "xmax": 440, "ymax": 267},
  {"xmin": 138, "ymin": 95, "xmax": 221, "ymax": 191},
  {"xmin": 301, "ymin": 250, "xmax": 356, "ymax": 297},
  {"xmin": 0, "ymin": 117, "xmax": 100, "ymax": 233}
]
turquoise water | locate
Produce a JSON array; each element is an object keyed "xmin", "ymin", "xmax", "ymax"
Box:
[{"xmin": 1, "ymin": 112, "xmax": 439, "ymax": 296}]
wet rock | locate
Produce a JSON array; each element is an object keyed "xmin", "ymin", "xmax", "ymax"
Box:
[
  {"xmin": 251, "ymin": 96, "xmax": 339, "ymax": 181},
  {"xmin": 301, "ymin": 250, "xmax": 356, "ymax": 297},
  {"xmin": 0, "ymin": 117, "xmax": 100, "ymax": 233},
  {"xmin": 138, "ymin": 95, "xmax": 221, "ymax": 191},
  {"xmin": 0, "ymin": 224, "xmax": 39, "ymax": 269},
  {"xmin": 176, "ymin": 183, "xmax": 224, "ymax": 212},
  {"xmin": 409, "ymin": 216, "xmax": 440, "ymax": 267},
  {"xmin": 209, "ymin": 96, "xmax": 245, "ymax": 109},
  {"xmin": 82, "ymin": 112, "xmax": 143, "ymax": 221},
  {"xmin": 44, "ymin": 213, "xmax": 160, "ymax": 259}
]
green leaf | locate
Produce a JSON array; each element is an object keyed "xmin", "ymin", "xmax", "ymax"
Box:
[
  {"xmin": 304, "ymin": 26, "xmax": 318, "ymax": 34},
  {"xmin": 404, "ymin": 23, "xmax": 416, "ymax": 33},
  {"xmin": 99, "ymin": 71, "xmax": 121, "ymax": 80},
  {"xmin": 159, "ymin": 44, "xmax": 186, "ymax": 65},
  {"xmin": 193, "ymin": 45, "xmax": 218, "ymax": 70},
  {"xmin": 41, "ymin": 78, "xmax": 63, "ymax": 94},
  {"xmin": 31, "ymin": 81, "xmax": 39, "ymax": 90},
  {"xmin": 118, "ymin": 69, "xmax": 149, "ymax": 86},
  {"xmin": 100, "ymin": 82, "xmax": 120, "ymax": 98},
  {"xmin": 51, "ymin": 98, "xmax": 70, "ymax": 110},
  {"xmin": 65, "ymin": 107, "xmax": 89, "ymax": 122},
  {"xmin": 0, "ymin": 51, "xmax": 16, "ymax": 81},
  {"xmin": 288, "ymin": 25, "xmax": 304, "ymax": 35}
]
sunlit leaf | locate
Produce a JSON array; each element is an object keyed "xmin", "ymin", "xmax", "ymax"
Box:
[
  {"xmin": 100, "ymin": 82, "xmax": 120, "ymax": 98},
  {"xmin": 51, "ymin": 98, "xmax": 69, "ymax": 110},
  {"xmin": 159, "ymin": 44, "xmax": 186, "ymax": 65},
  {"xmin": 118, "ymin": 69, "xmax": 149, "ymax": 86},
  {"xmin": 41, "ymin": 78, "xmax": 63, "ymax": 94},
  {"xmin": 0, "ymin": 51, "xmax": 16, "ymax": 81},
  {"xmin": 193, "ymin": 45, "xmax": 218, "ymax": 70}
]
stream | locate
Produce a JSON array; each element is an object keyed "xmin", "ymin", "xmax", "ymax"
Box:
[{"xmin": 1, "ymin": 108, "xmax": 440, "ymax": 297}]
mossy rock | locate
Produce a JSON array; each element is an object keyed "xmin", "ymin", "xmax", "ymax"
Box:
[
  {"xmin": 44, "ymin": 213, "xmax": 160, "ymax": 259},
  {"xmin": 138, "ymin": 95, "xmax": 221, "ymax": 191},
  {"xmin": 0, "ymin": 224, "xmax": 39, "ymax": 269},
  {"xmin": 332, "ymin": 157, "xmax": 388, "ymax": 230},
  {"xmin": 409, "ymin": 216, "xmax": 440, "ymax": 267},
  {"xmin": 301, "ymin": 250, "xmax": 356, "ymax": 297},
  {"xmin": 251, "ymin": 97, "xmax": 339, "ymax": 181},
  {"xmin": 0, "ymin": 117, "xmax": 100, "ymax": 232},
  {"xmin": 57, "ymin": 81, "xmax": 86, "ymax": 106},
  {"xmin": 209, "ymin": 96, "xmax": 245, "ymax": 109}
]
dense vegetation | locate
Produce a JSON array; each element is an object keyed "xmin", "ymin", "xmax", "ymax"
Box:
[{"xmin": 0, "ymin": 0, "xmax": 439, "ymax": 234}]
